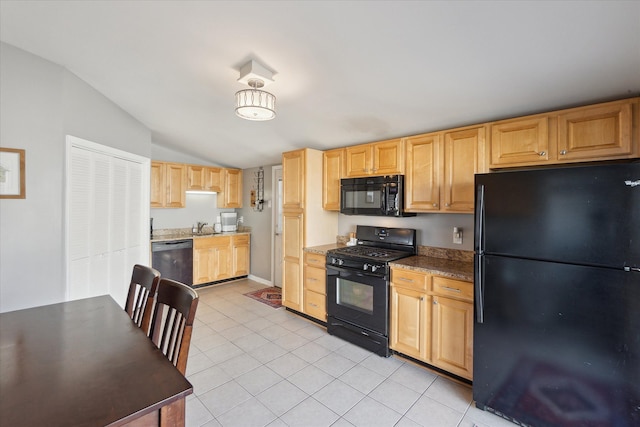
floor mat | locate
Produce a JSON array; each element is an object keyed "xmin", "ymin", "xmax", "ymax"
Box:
[
  {"xmin": 487, "ymin": 358, "xmax": 628, "ymax": 427},
  {"xmin": 243, "ymin": 286, "xmax": 282, "ymax": 308}
]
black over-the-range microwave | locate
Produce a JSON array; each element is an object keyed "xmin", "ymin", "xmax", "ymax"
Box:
[{"xmin": 340, "ymin": 175, "xmax": 416, "ymax": 217}]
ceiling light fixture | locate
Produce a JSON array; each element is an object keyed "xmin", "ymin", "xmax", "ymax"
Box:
[{"xmin": 235, "ymin": 60, "xmax": 276, "ymax": 121}]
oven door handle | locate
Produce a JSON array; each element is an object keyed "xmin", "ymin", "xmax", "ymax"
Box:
[{"xmin": 326, "ymin": 265, "xmax": 388, "ymax": 280}]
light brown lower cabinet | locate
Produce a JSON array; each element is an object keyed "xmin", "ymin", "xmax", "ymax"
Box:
[
  {"xmin": 231, "ymin": 234, "xmax": 250, "ymax": 277},
  {"xmin": 303, "ymin": 252, "xmax": 327, "ymax": 321},
  {"xmin": 193, "ymin": 234, "xmax": 250, "ymax": 285},
  {"xmin": 390, "ymin": 267, "xmax": 473, "ymax": 380}
]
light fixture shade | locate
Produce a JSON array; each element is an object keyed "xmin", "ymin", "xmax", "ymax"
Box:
[{"xmin": 235, "ymin": 88, "xmax": 276, "ymax": 121}]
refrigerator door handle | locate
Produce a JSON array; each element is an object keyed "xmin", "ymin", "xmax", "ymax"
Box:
[
  {"xmin": 475, "ymin": 184, "xmax": 485, "ymax": 254},
  {"xmin": 474, "ymin": 255, "xmax": 484, "ymax": 324}
]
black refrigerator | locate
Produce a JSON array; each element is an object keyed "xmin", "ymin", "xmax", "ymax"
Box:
[{"xmin": 473, "ymin": 162, "xmax": 640, "ymax": 427}]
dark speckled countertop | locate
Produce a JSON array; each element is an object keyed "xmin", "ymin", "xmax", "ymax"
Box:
[
  {"xmin": 150, "ymin": 228, "xmax": 250, "ymax": 243},
  {"xmin": 304, "ymin": 241, "xmax": 473, "ymax": 282},
  {"xmin": 390, "ymin": 256, "xmax": 473, "ymax": 282}
]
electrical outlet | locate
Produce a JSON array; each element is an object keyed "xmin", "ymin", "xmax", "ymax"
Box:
[{"xmin": 453, "ymin": 227, "xmax": 463, "ymax": 244}]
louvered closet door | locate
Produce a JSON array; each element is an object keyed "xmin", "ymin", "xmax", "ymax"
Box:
[{"xmin": 67, "ymin": 136, "xmax": 150, "ymax": 306}]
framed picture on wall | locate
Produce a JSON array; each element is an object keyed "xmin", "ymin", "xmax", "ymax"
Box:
[{"xmin": 0, "ymin": 148, "xmax": 26, "ymax": 199}]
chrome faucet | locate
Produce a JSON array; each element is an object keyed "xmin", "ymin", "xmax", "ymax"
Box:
[{"xmin": 197, "ymin": 222, "xmax": 208, "ymax": 234}]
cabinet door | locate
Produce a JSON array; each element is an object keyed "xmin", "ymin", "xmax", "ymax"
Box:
[
  {"xmin": 323, "ymin": 148, "xmax": 343, "ymax": 211},
  {"xmin": 405, "ymin": 133, "xmax": 441, "ymax": 212},
  {"xmin": 344, "ymin": 145, "xmax": 372, "ymax": 177},
  {"xmin": 187, "ymin": 165, "xmax": 207, "ymax": 190},
  {"xmin": 490, "ymin": 116, "xmax": 550, "ymax": 167},
  {"xmin": 232, "ymin": 235, "xmax": 250, "ymax": 277},
  {"xmin": 282, "ymin": 211, "xmax": 303, "ymax": 310},
  {"xmin": 557, "ymin": 100, "xmax": 634, "ymax": 161},
  {"xmin": 431, "ymin": 295, "xmax": 473, "ymax": 379},
  {"xmin": 165, "ymin": 163, "xmax": 186, "ymax": 208},
  {"xmin": 218, "ymin": 168, "xmax": 242, "ymax": 208},
  {"xmin": 206, "ymin": 167, "xmax": 222, "ymax": 192},
  {"xmin": 211, "ymin": 242, "xmax": 232, "ymax": 281},
  {"xmin": 150, "ymin": 162, "xmax": 165, "ymax": 208},
  {"xmin": 282, "ymin": 150, "xmax": 305, "ymax": 210},
  {"xmin": 390, "ymin": 284, "xmax": 429, "ymax": 361},
  {"xmin": 442, "ymin": 127, "xmax": 484, "ymax": 212},
  {"xmin": 193, "ymin": 247, "xmax": 212, "ymax": 285},
  {"xmin": 373, "ymin": 138, "xmax": 404, "ymax": 175}
]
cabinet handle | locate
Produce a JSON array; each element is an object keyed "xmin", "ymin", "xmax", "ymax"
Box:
[
  {"xmin": 441, "ymin": 286, "xmax": 461, "ymax": 293},
  {"xmin": 433, "ymin": 299, "xmax": 438, "ymax": 305},
  {"xmin": 538, "ymin": 151, "xmax": 546, "ymax": 156},
  {"xmin": 309, "ymin": 302, "xmax": 318, "ymax": 308},
  {"xmin": 445, "ymin": 203, "xmax": 450, "ymax": 207},
  {"xmin": 397, "ymin": 277, "xmax": 414, "ymax": 283},
  {"xmin": 560, "ymin": 150, "xmax": 567, "ymax": 155},
  {"xmin": 308, "ymin": 278, "xmax": 317, "ymax": 282},
  {"xmin": 309, "ymin": 259, "xmax": 319, "ymax": 264},
  {"xmin": 433, "ymin": 203, "xmax": 438, "ymax": 207},
  {"xmin": 419, "ymin": 297, "xmax": 424, "ymax": 301}
]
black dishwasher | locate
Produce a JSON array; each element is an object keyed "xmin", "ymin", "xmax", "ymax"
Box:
[{"xmin": 151, "ymin": 239, "xmax": 193, "ymax": 286}]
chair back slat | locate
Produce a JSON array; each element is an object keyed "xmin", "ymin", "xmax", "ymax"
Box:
[
  {"xmin": 124, "ymin": 265, "xmax": 161, "ymax": 331},
  {"xmin": 142, "ymin": 278, "xmax": 198, "ymax": 374}
]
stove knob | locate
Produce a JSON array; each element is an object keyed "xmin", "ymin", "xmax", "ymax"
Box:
[
  {"xmin": 363, "ymin": 263, "xmax": 370, "ymax": 271},
  {"xmin": 338, "ymin": 259, "xmax": 344, "ymax": 266},
  {"xmin": 371, "ymin": 265, "xmax": 378, "ymax": 272}
]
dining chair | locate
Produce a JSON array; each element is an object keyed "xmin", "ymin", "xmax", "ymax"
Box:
[
  {"xmin": 124, "ymin": 264, "xmax": 161, "ymax": 331},
  {"xmin": 141, "ymin": 278, "xmax": 199, "ymax": 375}
]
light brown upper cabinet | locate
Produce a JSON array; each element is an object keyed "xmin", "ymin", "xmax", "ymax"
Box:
[
  {"xmin": 217, "ymin": 168, "xmax": 242, "ymax": 208},
  {"xmin": 205, "ymin": 167, "xmax": 222, "ymax": 192},
  {"xmin": 187, "ymin": 165, "xmax": 206, "ymax": 191},
  {"xmin": 405, "ymin": 133, "xmax": 441, "ymax": 212},
  {"xmin": 150, "ymin": 161, "xmax": 186, "ymax": 208},
  {"xmin": 282, "ymin": 150, "xmax": 305, "ymax": 210},
  {"xmin": 557, "ymin": 99, "xmax": 635, "ymax": 161},
  {"xmin": 322, "ymin": 148, "xmax": 344, "ymax": 211},
  {"xmin": 489, "ymin": 97, "xmax": 639, "ymax": 168},
  {"xmin": 489, "ymin": 116, "xmax": 551, "ymax": 167},
  {"xmin": 344, "ymin": 138, "xmax": 404, "ymax": 177},
  {"xmin": 187, "ymin": 165, "xmax": 222, "ymax": 192},
  {"xmin": 405, "ymin": 126, "xmax": 486, "ymax": 213},
  {"xmin": 442, "ymin": 126, "xmax": 486, "ymax": 212}
]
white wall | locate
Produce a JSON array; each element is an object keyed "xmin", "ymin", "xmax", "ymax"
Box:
[
  {"xmin": 338, "ymin": 213, "xmax": 474, "ymax": 251},
  {"xmin": 0, "ymin": 42, "xmax": 152, "ymax": 313},
  {"xmin": 238, "ymin": 165, "xmax": 277, "ymax": 282}
]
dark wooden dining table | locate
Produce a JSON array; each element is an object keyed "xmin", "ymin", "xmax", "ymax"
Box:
[{"xmin": 0, "ymin": 295, "xmax": 193, "ymax": 426}]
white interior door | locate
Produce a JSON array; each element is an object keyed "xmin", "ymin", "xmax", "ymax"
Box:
[{"xmin": 272, "ymin": 166, "xmax": 283, "ymax": 287}]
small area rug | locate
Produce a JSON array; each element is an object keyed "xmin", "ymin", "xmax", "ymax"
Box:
[{"xmin": 244, "ymin": 286, "xmax": 282, "ymax": 308}]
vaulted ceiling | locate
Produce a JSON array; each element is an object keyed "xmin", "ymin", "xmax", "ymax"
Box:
[{"xmin": 1, "ymin": 1, "xmax": 639, "ymax": 169}]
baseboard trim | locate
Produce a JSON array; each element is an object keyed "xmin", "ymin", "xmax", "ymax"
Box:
[{"xmin": 248, "ymin": 274, "xmax": 273, "ymax": 286}]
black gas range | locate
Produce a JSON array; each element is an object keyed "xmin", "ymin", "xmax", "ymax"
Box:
[{"xmin": 325, "ymin": 225, "xmax": 417, "ymax": 357}]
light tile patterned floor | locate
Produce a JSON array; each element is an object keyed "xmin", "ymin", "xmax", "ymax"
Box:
[{"xmin": 185, "ymin": 279, "xmax": 515, "ymax": 427}]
